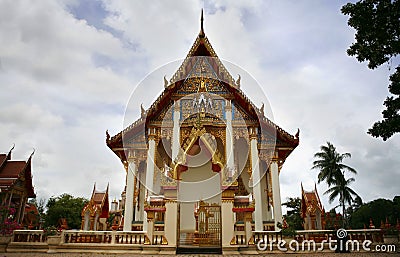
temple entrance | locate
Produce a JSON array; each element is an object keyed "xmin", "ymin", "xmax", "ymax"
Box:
[
  {"xmin": 177, "ymin": 201, "xmax": 222, "ymax": 254},
  {"xmin": 175, "ymin": 137, "xmax": 223, "ymax": 254}
]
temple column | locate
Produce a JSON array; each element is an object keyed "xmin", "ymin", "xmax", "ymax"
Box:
[
  {"xmin": 19, "ymin": 194, "xmax": 27, "ymax": 225},
  {"xmin": 8, "ymin": 190, "xmax": 13, "ymax": 208},
  {"xmin": 164, "ymin": 200, "xmax": 178, "ymax": 246},
  {"xmin": 143, "ymin": 127, "xmax": 157, "ymax": 232},
  {"xmin": 123, "ymin": 151, "xmax": 137, "ymax": 231},
  {"xmin": 172, "ymin": 101, "xmax": 180, "ymax": 161},
  {"xmin": 271, "ymin": 154, "xmax": 282, "ymax": 230},
  {"xmin": 244, "ymin": 211, "xmax": 253, "ymax": 245},
  {"xmin": 250, "ymin": 127, "xmax": 263, "ymax": 231},
  {"xmin": 221, "ymin": 196, "xmax": 234, "ymax": 246},
  {"xmin": 225, "ymin": 100, "xmax": 234, "ymax": 176},
  {"xmin": 16, "ymin": 192, "xmax": 25, "ymax": 224}
]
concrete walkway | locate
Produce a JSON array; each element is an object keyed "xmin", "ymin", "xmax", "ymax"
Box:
[{"xmin": 2, "ymin": 253, "xmax": 399, "ymax": 257}]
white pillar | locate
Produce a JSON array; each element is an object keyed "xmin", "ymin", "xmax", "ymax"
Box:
[
  {"xmin": 123, "ymin": 158, "xmax": 136, "ymax": 231},
  {"xmin": 250, "ymin": 128, "xmax": 263, "ymax": 231},
  {"xmin": 172, "ymin": 101, "xmax": 180, "ymax": 161},
  {"xmin": 137, "ymin": 180, "xmax": 145, "ymax": 221},
  {"xmin": 143, "ymin": 128, "xmax": 157, "ymax": 232},
  {"xmin": 164, "ymin": 200, "xmax": 178, "ymax": 246},
  {"xmin": 225, "ymin": 101, "xmax": 234, "ymax": 176},
  {"xmin": 221, "ymin": 200, "xmax": 234, "ymax": 247},
  {"xmin": 245, "ymin": 219, "xmax": 252, "ymax": 245},
  {"xmin": 271, "ymin": 158, "xmax": 282, "ymax": 230},
  {"xmin": 145, "ymin": 131, "xmax": 156, "ymax": 195}
]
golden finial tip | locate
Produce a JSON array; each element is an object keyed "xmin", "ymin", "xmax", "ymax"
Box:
[{"xmin": 200, "ymin": 9, "xmax": 205, "ymax": 37}]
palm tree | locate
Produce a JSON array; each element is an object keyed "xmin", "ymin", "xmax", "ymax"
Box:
[
  {"xmin": 324, "ymin": 173, "xmax": 360, "ymax": 227},
  {"xmin": 312, "ymin": 142, "xmax": 357, "ymax": 186},
  {"xmin": 312, "ymin": 142, "xmax": 359, "ymax": 227}
]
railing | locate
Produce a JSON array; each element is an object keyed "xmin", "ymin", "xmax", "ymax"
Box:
[
  {"xmin": 253, "ymin": 230, "xmax": 282, "ymax": 245},
  {"xmin": 12, "ymin": 230, "xmax": 47, "ymax": 243},
  {"xmin": 232, "ymin": 223, "xmax": 246, "ymax": 245},
  {"xmin": 62, "ymin": 230, "xmax": 150, "ymax": 245},
  {"xmin": 294, "ymin": 229, "xmax": 383, "ymax": 243}
]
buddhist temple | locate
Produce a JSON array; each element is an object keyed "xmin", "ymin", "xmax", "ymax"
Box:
[
  {"xmin": 0, "ymin": 146, "xmax": 36, "ymax": 226},
  {"xmin": 301, "ymin": 183, "xmax": 325, "ymax": 230},
  {"xmin": 106, "ymin": 11, "xmax": 299, "ymax": 252},
  {"xmin": 81, "ymin": 184, "xmax": 110, "ymax": 231}
]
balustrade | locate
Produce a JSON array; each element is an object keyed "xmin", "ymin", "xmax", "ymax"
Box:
[{"xmin": 12, "ymin": 230, "xmax": 46, "ymax": 243}]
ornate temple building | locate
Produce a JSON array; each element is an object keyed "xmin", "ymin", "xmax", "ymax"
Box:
[
  {"xmin": 81, "ymin": 184, "xmax": 110, "ymax": 231},
  {"xmin": 0, "ymin": 146, "xmax": 36, "ymax": 227},
  {"xmin": 301, "ymin": 183, "xmax": 325, "ymax": 230},
  {"xmin": 106, "ymin": 13, "xmax": 299, "ymax": 251}
]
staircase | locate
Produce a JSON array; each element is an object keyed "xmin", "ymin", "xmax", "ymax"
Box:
[{"xmin": 176, "ymin": 232, "xmax": 222, "ymax": 254}]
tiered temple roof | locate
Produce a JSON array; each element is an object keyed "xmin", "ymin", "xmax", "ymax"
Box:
[
  {"xmin": 301, "ymin": 183, "xmax": 324, "ymax": 218},
  {"xmin": 106, "ymin": 13, "xmax": 299, "ymax": 163},
  {"xmin": 81, "ymin": 183, "xmax": 109, "ymax": 219},
  {"xmin": 0, "ymin": 147, "xmax": 35, "ymax": 198}
]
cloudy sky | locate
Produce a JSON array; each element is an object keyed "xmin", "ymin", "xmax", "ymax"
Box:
[{"xmin": 0, "ymin": 0, "xmax": 399, "ymax": 213}]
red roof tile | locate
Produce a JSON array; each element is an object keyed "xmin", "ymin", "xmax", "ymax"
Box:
[
  {"xmin": 93, "ymin": 192, "xmax": 105, "ymax": 204},
  {"xmin": 0, "ymin": 161, "xmax": 26, "ymax": 178},
  {"xmin": 0, "ymin": 151, "xmax": 35, "ymax": 197},
  {"xmin": 0, "ymin": 154, "xmax": 7, "ymax": 165}
]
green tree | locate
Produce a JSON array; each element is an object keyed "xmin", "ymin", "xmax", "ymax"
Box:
[
  {"xmin": 45, "ymin": 194, "xmax": 88, "ymax": 229},
  {"xmin": 282, "ymin": 197, "xmax": 303, "ymax": 230},
  {"xmin": 342, "ymin": 0, "xmax": 400, "ymax": 141},
  {"xmin": 312, "ymin": 142, "xmax": 360, "ymax": 227},
  {"xmin": 349, "ymin": 197, "xmax": 399, "ymax": 229},
  {"xmin": 346, "ymin": 195, "xmax": 363, "ymax": 219}
]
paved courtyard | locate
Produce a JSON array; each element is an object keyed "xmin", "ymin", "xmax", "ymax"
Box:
[{"xmin": 2, "ymin": 253, "xmax": 399, "ymax": 257}]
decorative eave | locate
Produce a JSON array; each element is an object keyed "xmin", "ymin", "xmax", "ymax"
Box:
[{"xmin": 22, "ymin": 152, "xmax": 36, "ymax": 198}]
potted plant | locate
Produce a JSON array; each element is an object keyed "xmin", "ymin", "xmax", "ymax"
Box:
[{"xmin": 44, "ymin": 226, "xmax": 61, "ymax": 253}]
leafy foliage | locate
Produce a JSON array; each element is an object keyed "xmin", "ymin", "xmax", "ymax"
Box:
[
  {"xmin": 312, "ymin": 142, "xmax": 357, "ymax": 186},
  {"xmin": 282, "ymin": 197, "xmax": 303, "ymax": 230},
  {"xmin": 342, "ymin": 0, "xmax": 400, "ymax": 140},
  {"xmin": 45, "ymin": 194, "xmax": 88, "ymax": 229},
  {"xmin": 349, "ymin": 197, "xmax": 400, "ymax": 229},
  {"xmin": 324, "ymin": 176, "xmax": 360, "ymax": 219}
]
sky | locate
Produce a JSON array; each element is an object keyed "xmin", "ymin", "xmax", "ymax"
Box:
[{"xmin": 0, "ymin": 0, "xmax": 399, "ymax": 214}]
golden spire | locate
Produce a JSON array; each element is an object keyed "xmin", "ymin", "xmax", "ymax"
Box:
[{"xmin": 199, "ymin": 9, "xmax": 205, "ymax": 38}]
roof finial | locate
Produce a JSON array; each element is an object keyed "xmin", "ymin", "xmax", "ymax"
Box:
[{"xmin": 200, "ymin": 9, "xmax": 205, "ymax": 37}]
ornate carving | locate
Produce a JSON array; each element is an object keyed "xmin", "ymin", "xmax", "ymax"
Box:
[
  {"xmin": 258, "ymin": 149, "xmax": 273, "ymax": 162},
  {"xmin": 172, "ymin": 126, "xmax": 225, "ymax": 179},
  {"xmin": 233, "ymin": 127, "xmax": 249, "ymax": 140},
  {"xmin": 160, "ymin": 127, "xmax": 172, "ymax": 140},
  {"xmin": 248, "ymin": 127, "xmax": 258, "ymax": 141},
  {"xmin": 233, "ymin": 103, "xmax": 253, "ymax": 121},
  {"xmin": 164, "ymin": 75, "xmax": 169, "ymax": 88},
  {"xmin": 180, "ymin": 93, "xmax": 224, "ymax": 121}
]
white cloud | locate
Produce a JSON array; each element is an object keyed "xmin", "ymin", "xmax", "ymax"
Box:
[{"xmin": 0, "ymin": 0, "xmax": 398, "ymax": 216}]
